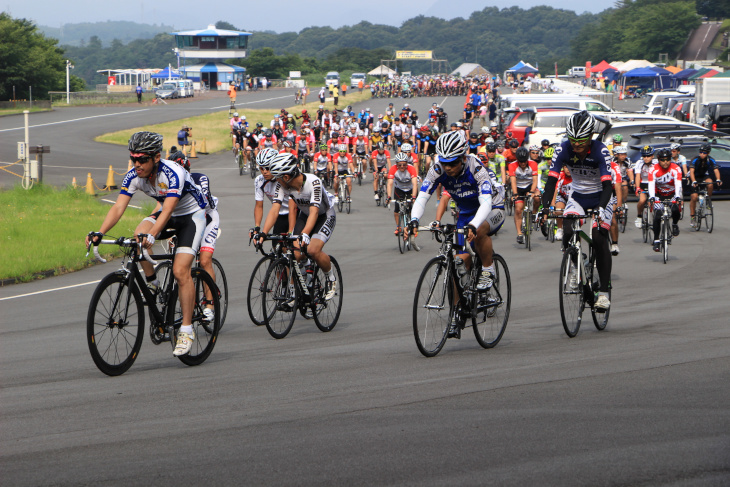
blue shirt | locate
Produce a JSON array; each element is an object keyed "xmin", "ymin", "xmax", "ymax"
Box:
[{"xmin": 548, "ymin": 139, "xmax": 612, "ymax": 195}]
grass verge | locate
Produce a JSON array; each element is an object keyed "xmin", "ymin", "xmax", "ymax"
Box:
[
  {"xmin": 0, "ymin": 107, "xmax": 52, "ymax": 116},
  {"xmin": 94, "ymin": 90, "xmax": 374, "ymax": 154},
  {"xmin": 0, "ymin": 184, "xmax": 154, "ymax": 283}
]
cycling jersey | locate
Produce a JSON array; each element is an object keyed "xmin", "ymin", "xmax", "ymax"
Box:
[
  {"xmin": 272, "ymin": 174, "xmax": 334, "ymax": 216},
  {"xmin": 689, "ymin": 155, "xmax": 719, "ymax": 179},
  {"xmin": 371, "ymin": 150, "xmax": 391, "ymax": 169},
  {"xmin": 548, "ymin": 139, "xmax": 612, "ymax": 195},
  {"xmin": 259, "ymin": 136, "xmax": 277, "ymax": 149},
  {"xmin": 255, "ymin": 174, "xmax": 290, "ymax": 216},
  {"xmin": 633, "ymin": 159, "xmax": 656, "ymax": 184},
  {"xmin": 354, "ymin": 138, "xmax": 368, "ymax": 154},
  {"xmin": 120, "ymin": 160, "xmax": 206, "ymax": 217},
  {"xmin": 387, "ymin": 164, "xmax": 417, "ymax": 192},
  {"xmin": 508, "ymin": 161, "xmax": 539, "ymax": 190},
  {"xmin": 648, "ymin": 163, "xmax": 682, "ymax": 199},
  {"xmin": 537, "ymin": 160, "xmax": 550, "ymax": 190},
  {"xmin": 333, "ymin": 153, "xmax": 353, "ymax": 172}
]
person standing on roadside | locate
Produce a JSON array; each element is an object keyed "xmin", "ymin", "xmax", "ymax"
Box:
[
  {"xmin": 136, "ymin": 84, "xmax": 143, "ymax": 103},
  {"xmin": 319, "ymin": 86, "xmax": 326, "ymax": 104},
  {"xmin": 342, "ymin": 83, "xmax": 347, "ymax": 98},
  {"xmin": 332, "ymin": 84, "xmax": 339, "ymax": 107}
]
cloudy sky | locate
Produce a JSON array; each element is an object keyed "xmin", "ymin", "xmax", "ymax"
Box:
[{"xmin": 6, "ymin": 0, "xmax": 606, "ymax": 33}]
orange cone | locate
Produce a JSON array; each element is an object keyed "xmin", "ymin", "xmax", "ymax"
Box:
[
  {"xmin": 85, "ymin": 173, "xmax": 96, "ymax": 195},
  {"xmin": 189, "ymin": 140, "xmax": 198, "ymax": 158},
  {"xmin": 72, "ymin": 177, "xmax": 77, "ymax": 188},
  {"xmin": 104, "ymin": 165, "xmax": 117, "ymax": 190}
]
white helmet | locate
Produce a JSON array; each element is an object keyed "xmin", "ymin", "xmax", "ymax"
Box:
[
  {"xmin": 613, "ymin": 145, "xmax": 627, "ymax": 154},
  {"xmin": 268, "ymin": 152, "xmax": 299, "ymax": 177},
  {"xmin": 435, "ymin": 131, "xmax": 467, "ymax": 162},
  {"xmin": 233, "ymin": 112, "xmax": 239, "ymax": 117},
  {"xmin": 529, "ymin": 144, "xmax": 541, "ymax": 151},
  {"xmin": 481, "ymin": 126, "xmax": 490, "ymax": 134},
  {"xmin": 256, "ymin": 147, "xmax": 279, "ymax": 168},
  {"xmin": 401, "ymin": 143, "xmax": 413, "ymax": 152},
  {"xmin": 394, "ymin": 152, "xmax": 409, "ymax": 162}
]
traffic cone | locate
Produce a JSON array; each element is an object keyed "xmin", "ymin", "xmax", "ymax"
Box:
[
  {"xmin": 189, "ymin": 140, "xmax": 198, "ymax": 158},
  {"xmin": 72, "ymin": 177, "xmax": 77, "ymax": 188},
  {"xmin": 166, "ymin": 148, "xmax": 170, "ymax": 159},
  {"xmin": 104, "ymin": 165, "xmax": 118, "ymax": 190},
  {"xmin": 85, "ymin": 173, "xmax": 96, "ymax": 196},
  {"xmin": 198, "ymin": 138, "xmax": 208, "ymax": 154}
]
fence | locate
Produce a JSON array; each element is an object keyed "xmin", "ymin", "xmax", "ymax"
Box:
[
  {"xmin": 48, "ymin": 91, "xmax": 139, "ymax": 105},
  {"xmin": 0, "ymin": 100, "xmax": 51, "ymax": 109}
]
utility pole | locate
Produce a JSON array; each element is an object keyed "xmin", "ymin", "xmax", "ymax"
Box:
[{"xmin": 66, "ymin": 60, "xmax": 74, "ymax": 104}]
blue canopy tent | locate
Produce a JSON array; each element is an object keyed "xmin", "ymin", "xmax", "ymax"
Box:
[
  {"xmin": 649, "ymin": 66, "xmax": 674, "ymax": 90},
  {"xmin": 672, "ymin": 69, "xmax": 698, "ymax": 80},
  {"xmin": 621, "ymin": 67, "xmax": 661, "ymax": 92},
  {"xmin": 181, "ymin": 62, "xmax": 246, "ymax": 90},
  {"xmin": 602, "ymin": 68, "xmax": 620, "ymax": 82},
  {"xmin": 151, "ymin": 67, "xmax": 180, "ymax": 79},
  {"xmin": 504, "ymin": 60, "xmax": 538, "ymax": 80}
]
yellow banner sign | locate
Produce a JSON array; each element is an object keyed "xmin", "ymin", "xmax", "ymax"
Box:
[{"xmin": 395, "ymin": 51, "xmax": 433, "ymax": 60}]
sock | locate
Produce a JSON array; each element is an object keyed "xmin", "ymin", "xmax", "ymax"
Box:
[
  {"xmin": 483, "ymin": 264, "xmax": 495, "ymax": 274},
  {"xmin": 146, "ymin": 274, "xmax": 157, "ymax": 283},
  {"xmin": 327, "ymin": 268, "xmax": 336, "ymax": 281},
  {"xmin": 180, "ymin": 325, "xmax": 193, "ymax": 334}
]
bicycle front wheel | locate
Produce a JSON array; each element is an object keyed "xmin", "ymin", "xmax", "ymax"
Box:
[
  {"xmin": 397, "ymin": 213, "xmax": 406, "ymax": 254},
  {"xmin": 247, "ymin": 254, "xmax": 273, "ymax": 326},
  {"xmin": 262, "ymin": 258, "xmax": 297, "ymax": 339},
  {"xmin": 473, "ymin": 254, "xmax": 511, "ymax": 348},
  {"xmin": 559, "ymin": 247, "xmax": 584, "ymax": 338},
  {"xmin": 345, "ymin": 186, "xmax": 351, "ymax": 214},
  {"xmin": 212, "ymin": 258, "xmax": 228, "ymax": 328},
  {"xmin": 170, "ymin": 267, "xmax": 221, "ymax": 366},
  {"xmin": 87, "ymin": 273, "xmax": 145, "ymax": 376},
  {"xmin": 662, "ymin": 219, "xmax": 669, "ymax": 264},
  {"xmin": 413, "ymin": 257, "xmax": 451, "ymax": 357},
  {"xmin": 705, "ymin": 201, "xmax": 713, "ymax": 233},
  {"xmin": 642, "ymin": 207, "xmax": 649, "ymax": 243},
  {"xmin": 311, "ymin": 256, "xmax": 343, "ymax": 332}
]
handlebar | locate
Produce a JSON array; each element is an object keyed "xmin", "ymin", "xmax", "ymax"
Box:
[{"xmin": 86, "ymin": 233, "xmax": 158, "ymax": 265}]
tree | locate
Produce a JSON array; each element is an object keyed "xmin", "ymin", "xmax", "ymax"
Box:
[
  {"xmin": 0, "ymin": 13, "xmax": 72, "ymax": 99},
  {"xmin": 215, "ymin": 21, "xmax": 238, "ymax": 31}
]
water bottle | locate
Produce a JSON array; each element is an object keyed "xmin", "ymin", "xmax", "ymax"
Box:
[
  {"xmin": 454, "ymin": 257, "xmax": 469, "ymax": 288},
  {"xmin": 698, "ymin": 193, "xmax": 705, "ymax": 211}
]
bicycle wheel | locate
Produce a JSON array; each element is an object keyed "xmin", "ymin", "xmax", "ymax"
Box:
[
  {"xmin": 212, "ymin": 258, "xmax": 228, "ymax": 328},
  {"xmin": 662, "ymin": 219, "xmax": 669, "ymax": 264},
  {"xmin": 397, "ymin": 216, "xmax": 405, "ymax": 254},
  {"xmin": 249, "ymin": 156, "xmax": 257, "ymax": 179},
  {"xmin": 87, "ymin": 272, "xmax": 145, "ymax": 376},
  {"xmin": 413, "ymin": 257, "xmax": 451, "ymax": 357},
  {"xmin": 559, "ymin": 247, "xmax": 584, "ymax": 338},
  {"xmin": 548, "ymin": 219, "xmax": 556, "ymax": 243},
  {"xmin": 589, "ymin": 261, "xmax": 610, "ymax": 331},
  {"xmin": 247, "ymin": 254, "xmax": 273, "ymax": 326},
  {"xmin": 310, "ymin": 256, "xmax": 343, "ymax": 332},
  {"xmin": 170, "ymin": 267, "xmax": 221, "ymax": 366},
  {"xmin": 237, "ymin": 151, "xmax": 245, "ymax": 176},
  {"xmin": 524, "ymin": 210, "xmax": 532, "ymax": 251},
  {"xmin": 694, "ymin": 207, "xmax": 702, "ymax": 232},
  {"xmin": 345, "ymin": 186, "xmax": 351, "ymax": 214},
  {"xmin": 337, "ymin": 186, "xmax": 344, "ymax": 212},
  {"xmin": 619, "ymin": 206, "xmax": 627, "ymax": 233},
  {"xmin": 473, "ymin": 254, "xmax": 511, "ymax": 349},
  {"xmin": 705, "ymin": 200, "xmax": 713, "ymax": 233},
  {"xmin": 262, "ymin": 258, "xmax": 297, "ymax": 339},
  {"xmin": 642, "ymin": 207, "xmax": 649, "ymax": 243},
  {"xmin": 151, "ymin": 261, "xmax": 174, "ymax": 344}
]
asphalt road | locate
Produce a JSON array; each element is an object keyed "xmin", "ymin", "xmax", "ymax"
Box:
[{"xmin": 1, "ymin": 92, "xmax": 729, "ymax": 485}]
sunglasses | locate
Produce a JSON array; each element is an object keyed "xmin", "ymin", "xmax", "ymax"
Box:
[
  {"xmin": 658, "ymin": 158, "xmax": 670, "ymax": 162},
  {"xmin": 131, "ymin": 154, "xmax": 153, "ymax": 164},
  {"xmin": 699, "ymin": 150, "xmax": 709, "ymax": 154},
  {"xmin": 568, "ymin": 137, "xmax": 591, "ymax": 145}
]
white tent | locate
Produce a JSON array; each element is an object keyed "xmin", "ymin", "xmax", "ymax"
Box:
[
  {"xmin": 616, "ymin": 59, "xmax": 655, "ymax": 72},
  {"xmin": 368, "ymin": 65, "xmax": 397, "ymax": 77},
  {"xmin": 450, "ymin": 63, "xmax": 490, "ymax": 77}
]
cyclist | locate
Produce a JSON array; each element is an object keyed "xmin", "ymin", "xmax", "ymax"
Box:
[
  {"xmin": 416, "ymin": 125, "xmax": 437, "ymax": 175},
  {"xmin": 386, "ymin": 152, "xmax": 419, "ymax": 237},
  {"xmin": 631, "ymin": 145, "xmax": 656, "ymax": 228},
  {"xmin": 551, "ymin": 165, "xmax": 573, "ymax": 241},
  {"xmin": 503, "ymin": 139, "xmax": 520, "ymax": 164},
  {"xmin": 670, "ymin": 142, "xmax": 689, "ymax": 177},
  {"xmin": 648, "ymin": 148, "xmax": 683, "ymax": 252},
  {"xmin": 509, "ymin": 147, "xmax": 539, "ymax": 244},
  {"xmin": 371, "ymin": 142, "xmax": 392, "ymax": 202},
  {"xmin": 312, "ymin": 143, "xmax": 332, "ymax": 184},
  {"xmin": 410, "ymin": 130, "xmax": 504, "ymax": 335},
  {"xmin": 479, "ymin": 143, "xmax": 507, "ymax": 184},
  {"xmin": 85, "ymin": 132, "xmax": 208, "ymax": 356},
  {"xmin": 253, "ymin": 147, "xmax": 295, "ymax": 239},
  {"xmin": 295, "ymin": 128, "xmax": 315, "ymax": 172},
  {"xmin": 258, "ymin": 129, "xmax": 278, "ymax": 151},
  {"xmin": 257, "ymin": 152, "xmax": 338, "ymax": 300},
  {"xmin": 230, "ymin": 112, "xmax": 247, "ymax": 154},
  {"xmin": 610, "ymin": 133, "xmax": 623, "ymax": 153},
  {"xmin": 607, "ymin": 155, "xmax": 624, "ymax": 256},
  {"xmin": 541, "ymin": 111, "xmax": 614, "ymax": 311},
  {"xmin": 332, "ymin": 144, "xmax": 354, "ymax": 204},
  {"xmin": 467, "ymin": 132, "xmax": 482, "ymax": 155},
  {"xmin": 688, "ymin": 142, "xmax": 723, "ymax": 226}
]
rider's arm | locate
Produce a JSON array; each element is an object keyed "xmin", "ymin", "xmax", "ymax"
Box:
[
  {"xmin": 254, "ymin": 200, "xmax": 264, "ymax": 228},
  {"xmin": 95, "ymin": 193, "xmax": 132, "ymax": 237},
  {"xmin": 386, "ymin": 178, "xmax": 394, "ymax": 198},
  {"xmin": 647, "ymin": 169, "xmax": 656, "ymax": 199},
  {"xmin": 435, "ymin": 194, "xmax": 449, "ymax": 221},
  {"xmin": 261, "ymin": 202, "xmax": 282, "ymax": 234},
  {"xmin": 287, "ymin": 198, "xmax": 297, "ymax": 233}
]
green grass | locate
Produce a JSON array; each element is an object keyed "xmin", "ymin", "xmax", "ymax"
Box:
[
  {"xmin": 0, "ymin": 107, "xmax": 52, "ymax": 116},
  {"xmin": 0, "ymin": 184, "xmax": 154, "ymax": 282}
]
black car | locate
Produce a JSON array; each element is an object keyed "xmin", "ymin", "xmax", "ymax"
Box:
[{"xmin": 627, "ymin": 129, "xmax": 730, "ymax": 196}]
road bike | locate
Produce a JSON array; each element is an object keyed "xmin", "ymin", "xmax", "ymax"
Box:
[
  {"xmin": 553, "ymin": 212, "xmax": 610, "ymax": 338},
  {"xmin": 336, "ymin": 174, "xmax": 352, "ymax": 214},
  {"xmin": 375, "ymin": 170, "xmax": 387, "ymax": 207},
  {"xmin": 413, "ymin": 224, "xmax": 511, "ymax": 357},
  {"xmin": 516, "ymin": 196, "xmax": 532, "ymax": 251},
  {"xmin": 653, "ymin": 199, "xmax": 676, "ymax": 264},
  {"xmin": 393, "ymin": 196, "xmax": 417, "ymax": 253},
  {"xmin": 354, "ymin": 154, "xmax": 367, "ymax": 186},
  {"xmin": 246, "ymin": 235, "xmax": 284, "ymax": 327},
  {"xmin": 85, "ymin": 234, "xmax": 220, "ymax": 376},
  {"xmin": 616, "ymin": 203, "xmax": 628, "ymax": 233},
  {"xmin": 260, "ymin": 235, "xmax": 343, "ymax": 339},
  {"xmin": 235, "ymin": 147, "xmax": 247, "ymax": 176},
  {"xmin": 693, "ymin": 182, "xmax": 713, "ymax": 233}
]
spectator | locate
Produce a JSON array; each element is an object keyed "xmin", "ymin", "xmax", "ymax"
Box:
[
  {"xmin": 319, "ymin": 86, "xmax": 326, "ymax": 104},
  {"xmin": 136, "ymin": 84, "xmax": 143, "ymax": 103},
  {"xmin": 177, "ymin": 125, "xmax": 191, "ymax": 152},
  {"xmin": 342, "ymin": 83, "xmax": 347, "ymax": 97},
  {"xmin": 332, "ymin": 84, "xmax": 339, "ymax": 107}
]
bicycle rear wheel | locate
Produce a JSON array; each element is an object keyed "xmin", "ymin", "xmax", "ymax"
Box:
[
  {"xmin": 705, "ymin": 200, "xmax": 713, "ymax": 233},
  {"xmin": 345, "ymin": 186, "xmax": 351, "ymax": 214},
  {"xmin": 413, "ymin": 257, "xmax": 451, "ymax": 357},
  {"xmin": 642, "ymin": 207, "xmax": 649, "ymax": 243},
  {"xmin": 151, "ymin": 261, "xmax": 174, "ymax": 344},
  {"xmin": 311, "ymin": 256, "xmax": 343, "ymax": 332},
  {"xmin": 619, "ymin": 206, "xmax": 627, "ymax": 233},
  {"xmin": 247, "ymin": 254, "xmax": 273, "ymax": 326},
  {"xmin": 249, "ymin": 155, "xmax": 257, "ymax": 179},
  {"xmin": 337, "ymin": 186, "xmax": 344, "ymax": 212},
  {"xmin": 170, "ymin": 267, "xmax": 221, "ymax": 366},
  {"xmin": 559, "ymin": 247, "xmax": 584, "ymax": 338},
  {"xmin": 524, "ymin": 210, "xmax": 532, "ymax": 251},
  {"xmin": 212, "ymin": 258, "xmax": 228, "ymax": 328},
  {"xmin": 473, "ymin": 254, "xmax": 511, "ymax": 348},
  {"xmin": 262, "ymin": 258, "xmax": 297, "ymax": 339},
  {"xmin": 589, "ymin": 262, "xmax": 610, "ymax": 331},
  {"xmin": 87, "ymin": 273, "xmax": 145, "ymax": 376}
]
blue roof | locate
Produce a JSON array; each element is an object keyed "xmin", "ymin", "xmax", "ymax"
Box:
[
  {"xmin": 623, "ymin": 67, "xmax": 660, "ymax": 77},
  {"xmin": 173, "ymin": 24, "xmax": 251, "ymax": 37}
]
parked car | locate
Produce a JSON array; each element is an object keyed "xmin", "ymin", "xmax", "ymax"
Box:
[
  {"xmin": 155, "ymin": 82, "xmax": 179, "ymax": 99},
  {"xmin": 605, "ymin": 120, "xmax": 706, "ymax": 148},
  {"xmin": 701, "ymin": 102, "xmax": 730, "ymax": 134}
]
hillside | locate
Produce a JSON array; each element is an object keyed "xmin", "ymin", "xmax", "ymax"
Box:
[{"xmin": 39, "ymin": 20, "xmax": 175, "ymax": 46}]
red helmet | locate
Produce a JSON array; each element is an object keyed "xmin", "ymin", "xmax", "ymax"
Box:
[
  {"xmin": 301, "ymin": 109, "xmax": 307, "ymax": 114},
  {"xmin": 420, "ymin": 125, "xmax": 430, "ymax": 133}
]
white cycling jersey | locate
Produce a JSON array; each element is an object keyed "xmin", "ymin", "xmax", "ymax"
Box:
[
  {"xmin": 254, "ymin": 175, "xmax": 289, "ymax": 215},
  {"xmin": 120, "ymin": 160, "xmax": 206, "ymax": 216},
  {"xmin": 272, "ymin": 173, "xmax": 334, "ymax": 216}
]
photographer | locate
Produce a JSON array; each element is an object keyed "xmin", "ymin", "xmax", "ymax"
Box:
[{"xmin": 177, "ymin": 124, "xmax": 191, "ymax": 152}]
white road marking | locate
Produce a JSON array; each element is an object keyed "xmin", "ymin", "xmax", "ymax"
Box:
[
  {"xmin": 209, "ymin": 94, "xmax": 291, "ymax": 110},
  {"xmin": 101, "ymin": 198, "xmax": 141, "ymax": 209},
  {"xmin": 0, "ymin": 109, "xmax": 150, "ymax": 133},
  {"xmin": 0, "ymin": 280, "xmax": 101, "ymax": 301}
]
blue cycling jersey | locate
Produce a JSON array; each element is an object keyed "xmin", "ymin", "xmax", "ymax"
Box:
[
  {"xmin": 420, "ymin": 155, "xmax": 494, "ymax": 215},
  {"xmin": 548, "ymin": 139, "xmax": 612, "ymax": 195}
]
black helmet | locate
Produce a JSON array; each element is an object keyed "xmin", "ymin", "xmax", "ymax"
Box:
[
  {"xmin": 486, "ymin": 142, "xmax": 497, "ymax": 152},
  {"xmin": 541, "ymin": 139, "xmax": 550, "ymax": 146},
  {"xmin": 265, "ymin": 129, "xmax": 273, "ymax": 137},
  {"xmin": 170, "ymin": 151, "xmax": 190, "ymax": 171},
  {"xmin": 128, "ymin": 131, "xmax": 163, "ymax": 154},
  {"xmin": 469, "ymin": 132, "xmax": 478, "ymax": 139},
  {"xmin": 700, "ymin": 142, "xmax": 712, "ymax": 153},
  {"xmin": 640, "ymin": 145, "xmax": 655, "ymax": 157},
  {"xmin": 656, "ymin": 148, "xmax": 671, "ymax": 160},
  {"xmin": 515, "ymin": 147, "xmax": 529, "ymax": 162},
  {"xmin": 509, "ymin": 139, "xmax": 519, "ymax": 149},
  {"xmin": 566, "ymin": 110, "xmax": 595, "ymax": 140},
  {"xmin": 256, "ymin": 122, "xmax": 263, "ymax": 128}
]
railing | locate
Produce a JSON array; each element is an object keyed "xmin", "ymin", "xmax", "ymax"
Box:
[{"xmin": 48, "ymin": 91, "xmax": 139, "ymax": 105}]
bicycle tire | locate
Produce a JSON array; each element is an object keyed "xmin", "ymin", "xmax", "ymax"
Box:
[
  {"xmin": 170, "ymin": 267, "xmax": 221, "ymax": 366},
  {"xmin": 548, "ymin": 220, "xmax": 556, "ymax": 243},
  {"xmin": 590, "ymin": 260, "xmax": 610, "ymax": 331},
  {"xmin": 262, "ymin": 258, "xmax": 297, "ymax": 339},
  {"xmin": 559, "ymin": 247, "xmax": 584, "ymax": 338},
  {"xmin": 247, "ymin": 254, "xmax": 273, "ymax": 326},
  {"xmin": 642, "ymin": 207, "xmax": 649, "ymax": 243},
  {"xmin": 706, "ymin": 200, "xmax": 713, "ymax": 233},
  {"xmin": 345, "ymin": 187, "xmax": 351, "ymax": 214},
  {"xmin": 237, "ymin": 151, "xmax": 245, "ymax": 176},
  {"xmin": 337, "ymin": 186, "xmax": 344, "ymax": 212},
  {"xmin": 397, "ymin": 215, "xmax": 405, "ymax": 254},
  {"xmin": 249, "ymin": 156, "xmax": 257, "ymax": 179},
  {"xmin": 87, "ymin": 272, "xmax": 145, "ymax": 376},
  {"xmin": 312, "ymin": 256, "xmax": 343, "ymax": 332},
  {"xmin": 413, "ymin": 257, "xmax": 451, "ymax": 357},
  {"xmin": 473, "ymin": 254, "xmax": 511, "ymax": 349},
  {"xmin": 212, "ymin": 258, "xmax": 228, "ymax": 328},
  {"xmin": 662, "ymin": 218, "xmax": 669, "ymax": 264},
  {"xmin": 524, "ymin": 209, "xmax": 532, "ymax": 251},
  {"xmin": 619, "ymin": 206, "xmax": 627, "ymax": 233},
  {"xmin": 151, "ymin": 261, "xmax": 174, "ymax": 344}
]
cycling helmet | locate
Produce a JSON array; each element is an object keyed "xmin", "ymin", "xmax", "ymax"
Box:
[
  {"xmin": 435, "ymin": 130, "xmax": 467, "ymax": 162},
  {"xmin": 612, "ymin": 134, "xmax": 623, "ymax": 144},
  {"xmin": 529, "ymin": 144, "xmax": 540, "ymax": 151},
  {"xmin": 437, "ymin": 107, "xmax": 444, "ymax": 113},
  {"xmin": 640, "ymin": 145, "xmax": 655, "ymax": 157},
  {"xmin": 335, "ymin": 116, "xmax": 341, "ymax": 122},
  {"xmin": 700, "ymin": 142, "xmax": 712, "ymax": 153},
  {"xmin": 170, "ymin": 151, "xmax": 190, "ymax": 171},
  {"xmin": 490, "ymin": 121, "xmax": 498, "ymax": 128},
  {"xmin": 337, "ymin": 144, "xmax": 347, "ymax": 152},
  {"xmin": 656, "ymin": 148, "xmax": 671, "ymax": 160},
  {"xmin": 486, "ymin": 142, "xmax": 497, "ymax": 152},
  {"xmin": 515, "ymin": 147, "xmax": 529, "ymax": 163},
  {"xmin": 320, "ymin": 144, "xmax": 328, "ymax": 151},
  {"xmin": 401, "ymin": 143, "xmax": 412, "ymax": 152},
  {"xmin": 242, "ymin": 115, "xmax": 246, "ymax": 120},
  {"xmin": 302, "ymin": 109, "xmax": 307, "ymax": 114},
  {"xmin": 670, "ymin": 142, "xmax": 681, "ymax": 151},
  {"xmin": 543, "ymin": 147, "xmax": 555, "ymax": 159},
  {"xmin": 265, "ymin": 129, "xmax": 273, "ymax": 137},
  {"xmin": 268, "ymin": 152, "xmax": 299, "ymax": 178},
  {"xmin": 541, "ymin": 139, "xmax": 550, "ymax": 146},
  {"xmin": 497, "ymin": 141, "xmax": 505, "ymax": 148},
  {"xmin": 256, "ymin": 122, "xmax": 263, "ymax": 128},
  {"xmin": 406, "ymin": 120, "xmax": 413, "ymax": 125},
  {"xmin": 420, "ymin": 125, "xmax": 430, "ymax": 133},
  {"xmin": 233, "ymin": 112, "xmax": 239, "ymax": 117},
  {"xmin": 509, "ymin": 139, "xmax": 519, "ymax": 149},
  {"xmin": 481, "ymin": 126, "xmax": 490, "ymax": 134},
  {"xmin": 256, "ymin": 147, "xmax": 279, "ymax": 168},
  {"xmin": 394, "ymin": 152, "xmax": 409, "ymax": 163},
  {"xmin": 469, "ymin": 132, "xmax": 478, "ymax": 139},
  {"xmin": 566, "ymin": 110, "xmax": 595, "ymax": 140},
  {"xmin": 485, "ymin": 137, "xmax": 494, "ymax": 144},
  {"xmin": 283, "ymin": 140, "xmax": 293, "ymax": 149},
  {"xmin": 613, "ymin": 145, "xmax": 627, "ymax": 154},
  {"xmin": 376, "ymin": 142, "xmax": 385, "ymax": 151},
  {"xmin": 128, "ymin": 131, "xmax": 163, "ymax": 154}
]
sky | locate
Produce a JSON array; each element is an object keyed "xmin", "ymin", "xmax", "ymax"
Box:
[{"xmin": 6, "ymin": 0, "xmax": 606, "ymax": 33}]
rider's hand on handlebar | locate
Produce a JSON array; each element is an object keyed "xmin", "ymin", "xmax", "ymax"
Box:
[
  {"xmin": 429, "ymin": 220, "xmax": 440, "ymax": 230},
  {"xmin": 465, "ymin": 224, "xmax": 477, "ymax": 242},
  {"xmin": 137, "ymin": 233, "xmax": 155, "ymax": 249},
  {"xmin": 85, "ymin": 231, "xmax": 103, "ymax": 248},
  {"xmin": 300, "ymin": 233, "xmax": 311, "ymax": 247}
]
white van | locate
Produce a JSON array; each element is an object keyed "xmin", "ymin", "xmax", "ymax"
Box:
[
  {"xmin": 640, "ymin": 91, "xmax": 687, "ymax": 114},
  {"xmin": 325, "ymin": 71, "xmax": 340, "ymax": 88},
  {"xmin": 350, "ymin": 73, "xmax": 366, "ymax": 89},
  {"xmin": 507, "ymin": 96, "xmax": 612, "ymax": 112},
  {"xmin": 569, "ymin": 66, "xmax": 586, "ymax": 78},
  {"xmin": 177, "ymin": 79, "xmax": 194, "ymax": 98}
]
